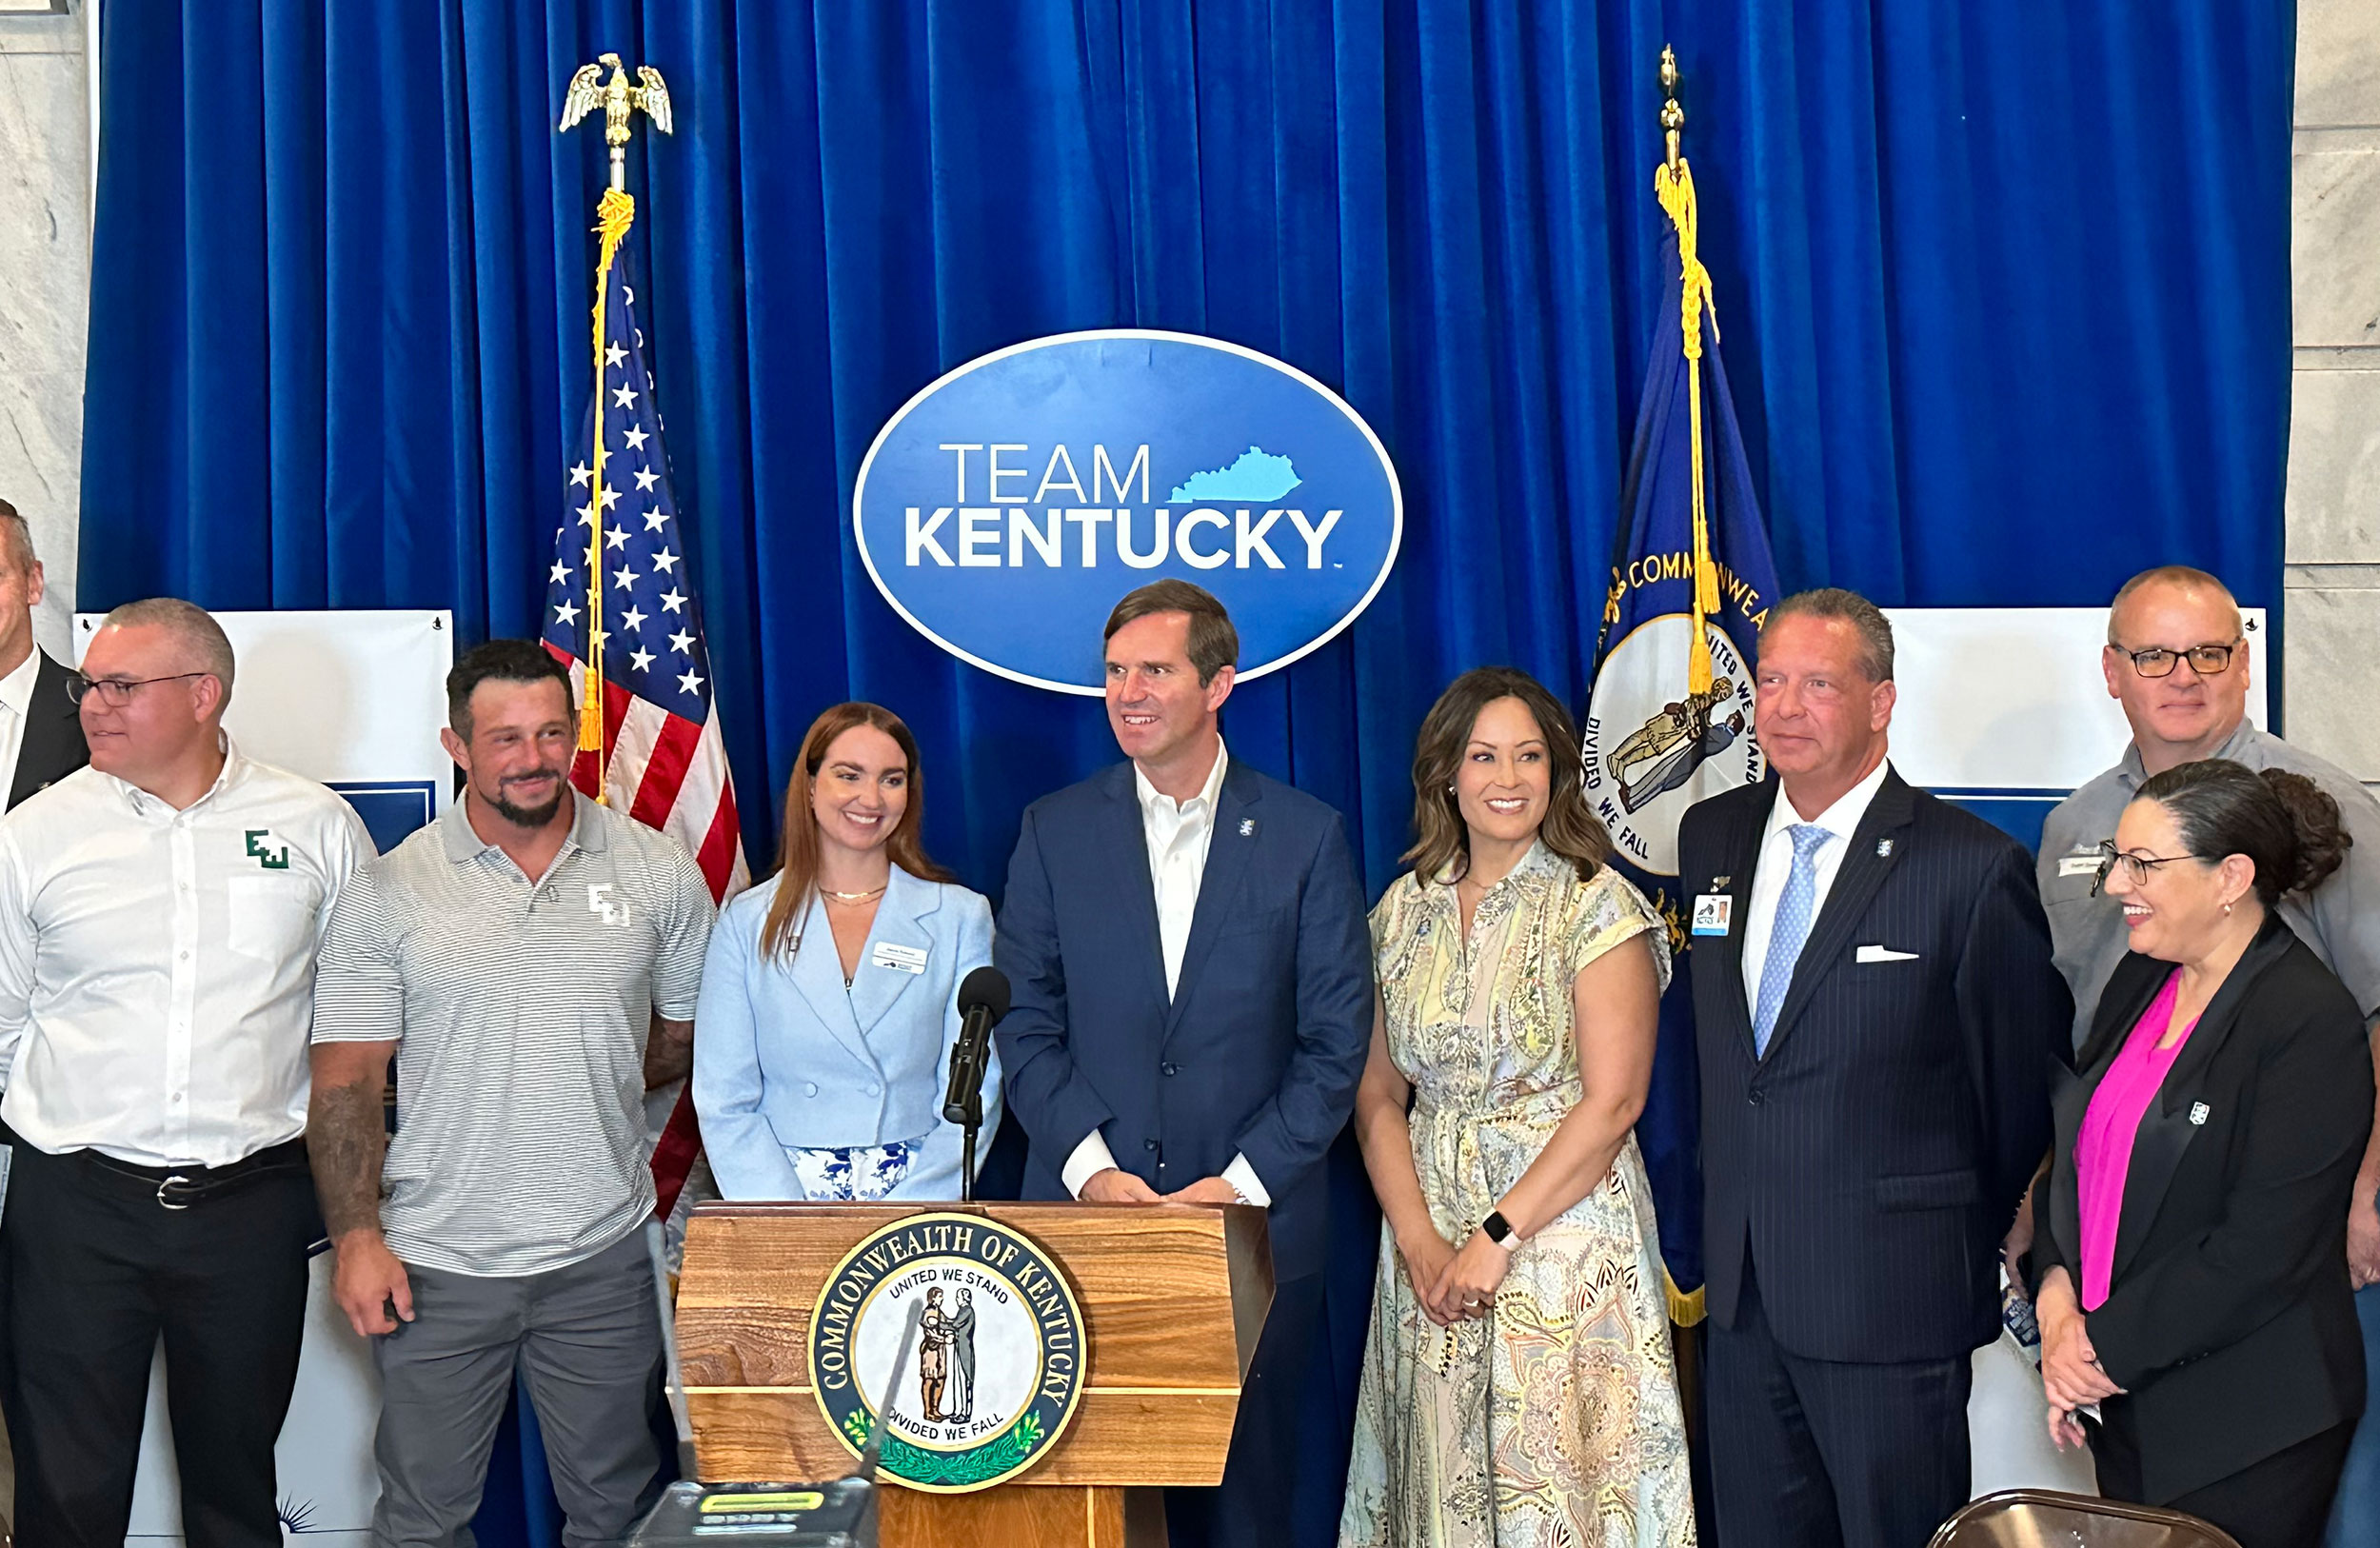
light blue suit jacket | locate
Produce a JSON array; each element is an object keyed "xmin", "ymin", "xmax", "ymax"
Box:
[{"xmin": 693, "ymin": 864, "xmax": 999, "ymax": 1201}]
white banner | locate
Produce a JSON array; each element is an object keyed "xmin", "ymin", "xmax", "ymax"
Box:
[{"xmin": 75, "ymin": 608, "xmax": 453, "ymax": 1544}]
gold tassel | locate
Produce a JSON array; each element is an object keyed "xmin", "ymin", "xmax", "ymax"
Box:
[{"xmin": 1656, "ymin": 159, "xmax": 1720, "ymax": 695}]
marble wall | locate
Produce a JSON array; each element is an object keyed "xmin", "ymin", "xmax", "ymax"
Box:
[
  {"xmin": 2288, "ymin": 0, "xmax": 2380, "ymax": 783},
  {"xmin": 0, "ymin": 1, "xmax": 86, "ymax": 658}
]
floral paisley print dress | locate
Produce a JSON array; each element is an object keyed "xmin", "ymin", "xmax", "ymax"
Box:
[{"xmin": 1339, "ymin": 843, "xmax": 1696, "ymax": 1548}]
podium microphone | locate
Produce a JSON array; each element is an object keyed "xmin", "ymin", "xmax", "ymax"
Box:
[{"xmin": 943, "ymin": 966, "xmax": 1011, "ymax": 1201}]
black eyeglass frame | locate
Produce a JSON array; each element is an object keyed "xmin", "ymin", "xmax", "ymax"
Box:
[
  {"xmin": 64, "ymin": 671, "xmax": 212, "ymax": 707},
  {"xmin": 2089, "ymin": 838, "xmax": 2200, "ymax": 897},
  {"xmin": 2110, "ymin": 637, "xmax": 2242, "ymax": 679}
]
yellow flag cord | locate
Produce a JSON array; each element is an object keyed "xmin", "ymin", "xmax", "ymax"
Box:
[
  {"xmin": 1656, "ymin": 157, "xmax": 1716, "ymax": 1329},
  {"xmin": 1656, "ymin": 158, "xmax": 1721, "ymax": 700},
  {"xmin": 579, "ymin": 188, "xmax": 638, "ymax": 802}
]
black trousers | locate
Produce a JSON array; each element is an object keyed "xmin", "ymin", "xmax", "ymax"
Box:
[
  {"xmin": 1706, "ymin": 1256, "xmax": 1973, "ymax": 1548},
  {"xmin": 5, "ymin": 1135, "xmax": 318, "ymax": 1548},
  {"xmin": 1165, "ymin": 1270, "xmax": 1326, "ymax": 1548},
  {"xmin": 2092, "ymin": 1398, "xmax": 2355, "ymax": 1548}
]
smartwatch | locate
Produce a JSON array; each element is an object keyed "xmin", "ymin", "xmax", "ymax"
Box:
[{"xmin": 1480, "ymin": 1209, "xmax": 1516, "ymax": 1247}]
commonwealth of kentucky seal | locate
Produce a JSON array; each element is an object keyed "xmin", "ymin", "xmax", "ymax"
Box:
[
  {"xmin": 809, "ymin": 1212, "xmax": 1089, "ymax": 1493},
  {"xmin": 1582, "ymin": 615, "xmax": 1762, "ymax": 877}
]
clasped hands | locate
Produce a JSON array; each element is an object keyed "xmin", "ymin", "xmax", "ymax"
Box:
[
  {"xmin": 1081, "ymin": 1166, "xmax": 1240, "ymax": 1206},
  {"xmin": 1397, "ymin": 1226, "xmax": 1512, "ymax": 1328},
  {"xmin": 2034, "ymin": 1271, "xmax": 2123, "ymax": 1451}
]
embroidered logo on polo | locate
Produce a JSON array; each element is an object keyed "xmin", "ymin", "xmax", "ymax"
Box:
[
  {"xmin": 809, "ymin": 1212, "xmax": 1088, "ymax": 1493},
  {"xmin": 244, "ymin": 829, "xmax": 290, "ymax": 870},
  {"xmin": 585, "ymin": 883, "xmax": 632, "ymax": 927}
]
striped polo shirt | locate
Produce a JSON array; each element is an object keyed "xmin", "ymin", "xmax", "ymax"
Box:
[{"xmin": 311, "ymin": 792, "xmax": 714, "ymax": 1277}]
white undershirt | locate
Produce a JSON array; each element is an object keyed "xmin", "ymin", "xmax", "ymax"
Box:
[
  {"xmin": 1740, "ymin": 757, "xmax": 1893, "ymax": 1013},
  {"xmin": 1060, "ymin": 741, "xmax": 1269, "ymax": 1206}
]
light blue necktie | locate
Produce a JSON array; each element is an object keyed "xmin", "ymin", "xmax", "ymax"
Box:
[{"xmin": 1753, "ymin": 824, "xmax": 1834, "ymax": 1056}]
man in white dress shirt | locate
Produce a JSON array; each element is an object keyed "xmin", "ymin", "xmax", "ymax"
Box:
[{"xmin": 0, "ymin": 598, "xmax": 372, "ymax": 1548}]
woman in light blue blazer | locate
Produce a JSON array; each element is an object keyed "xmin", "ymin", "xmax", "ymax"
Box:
[{"xmin": 695, "ymin": 702, "xmax": 998, "ymax": 1201}]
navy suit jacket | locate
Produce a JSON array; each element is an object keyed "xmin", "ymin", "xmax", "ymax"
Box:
[
  {"xmin": 992, "ymin": 757, "xmax": 1374, "ymax": 1280},
  {"xmin": 1680, "ymin": 767, "xmax": 2070, "ymax": 1363}
]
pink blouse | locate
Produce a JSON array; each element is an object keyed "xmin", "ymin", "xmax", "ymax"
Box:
[{"xmin": 2075, "ymin": 970, "xmax": 2198, "ymax": 1310}]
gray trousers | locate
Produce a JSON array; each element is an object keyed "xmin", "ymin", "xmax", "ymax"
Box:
[{"xmin": 370, "ymin": 1229, "xmax": 664, "ymax": 1548}]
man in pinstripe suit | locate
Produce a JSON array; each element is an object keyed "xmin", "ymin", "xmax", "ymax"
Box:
[{"xmin": 1680, "ymin": 589, "xmax": 2070, "ymax": 1548}]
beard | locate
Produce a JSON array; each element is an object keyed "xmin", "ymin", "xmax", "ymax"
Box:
[{"xmin": 486, "ymin": 772, "xmax": 566, "ymax": 828}]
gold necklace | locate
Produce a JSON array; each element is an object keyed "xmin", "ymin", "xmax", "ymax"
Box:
[{"xmin": 823, "ymin": 883, "xmax": 887, "ymax": 905}]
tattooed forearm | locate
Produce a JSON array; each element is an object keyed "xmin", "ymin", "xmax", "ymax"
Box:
[
  {"xmin": 309, "ymin": 1078, "xmax": 388, "ymax": 1240},
  {"xmin": 645, "ymin": 1013, "xmax": 693, "ymax": 1090}
]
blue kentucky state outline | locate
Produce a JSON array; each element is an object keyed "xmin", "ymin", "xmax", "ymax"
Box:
[{"xmin": 1167, "ymin": 446, "xmax": 1300, "ymax": 504}]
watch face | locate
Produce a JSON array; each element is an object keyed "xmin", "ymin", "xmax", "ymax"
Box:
[{"xmin": 1482, "ymin": 1211, "xmax": 1511, "ymax": 1242}]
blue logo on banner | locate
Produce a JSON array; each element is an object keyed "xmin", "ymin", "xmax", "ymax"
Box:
[{"xmin": 854, "ymin": 330, "xmax": 1403, "ymax": 695}]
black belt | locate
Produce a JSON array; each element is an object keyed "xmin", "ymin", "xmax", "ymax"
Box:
[{"xmin": 77, "ymin": 1136, "xmax": 310, "ymax": 1211}]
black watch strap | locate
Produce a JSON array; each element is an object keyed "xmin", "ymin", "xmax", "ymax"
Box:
[{"xmin": 1481, "ymin": 1209, "xmax": 1514, "ymax": 1244}]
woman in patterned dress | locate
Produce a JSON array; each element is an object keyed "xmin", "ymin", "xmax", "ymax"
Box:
[{"xmin": 1339, "ymin": 667, "xmax": 1696, "ymax": 1548}]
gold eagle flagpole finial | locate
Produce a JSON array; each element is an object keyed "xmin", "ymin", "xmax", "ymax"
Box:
[
  {"xmin": 557, "ymin": 52, "xmax": 673, "ymax": 790},
  {"xmin": 559, "ymin": 51, "xmax": 674, "ymax": 193}
]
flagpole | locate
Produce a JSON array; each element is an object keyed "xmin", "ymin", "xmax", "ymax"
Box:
[{"xmin": 559, "ymin": 55, "xmax": 676, "ymax": 801}]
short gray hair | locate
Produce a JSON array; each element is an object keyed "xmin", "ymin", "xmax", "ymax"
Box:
[
  {"xmin": 2109, "ymin": 565, "xmax": 2240, "ymax": 645},
  {"xmin": 0, "ymin": 498, "xmax": 37, "ymax": 573},
  {"xmin": 1771, "ymin": 587, "xmax": 1894, "ymax": 683},
  {"xmin": 97, "ymin": 597, "xmax": 236, "ymax": 705}
]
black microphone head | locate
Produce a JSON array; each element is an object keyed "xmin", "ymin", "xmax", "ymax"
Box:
[{"xmin": 957, "ymin": 965, "xmax": 1011, "ymax": 1023}]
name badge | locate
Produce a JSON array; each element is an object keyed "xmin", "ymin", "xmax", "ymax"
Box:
[
  {"xmin": 2057, "ymin": 854, "xmax": 2102, "ymax": 879},
  {"xmin": 870, "ymin": 942, "xmax": 928, "ymax": 975},
  {"xmin": 1692, "ymin": 895, "xmax": 1733, "ymax": 937}
]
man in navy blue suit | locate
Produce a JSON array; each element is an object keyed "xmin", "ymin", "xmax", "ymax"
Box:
[
  {"xmin": 994, "ymin": 579, "xmax": 1374, "ymax": 1548},
  {"xmin": 1679, "ymin": 589, "xmax": 2069, "ymax": 1548}
]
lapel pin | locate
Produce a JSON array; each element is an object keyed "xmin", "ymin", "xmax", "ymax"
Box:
[
  {"xmin": 1875, "ymin": 838, "xmax": 1894, "ymax": 859},
  {"xmin": 1712, "ymin": 875, "xmax": 1731, "ymax": 889},
  {"xmin": 2190, "ymin": 1101, "xmax": 2210, "ymax": 1126},
  {"xmin": 1240, "ymin": 818, "xmax": 1256, "ymax": 837}
]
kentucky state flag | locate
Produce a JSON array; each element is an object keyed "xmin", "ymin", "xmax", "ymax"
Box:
[{"xmin": 1584, "ymin": 160, "xmax": 1780, "ymax": 1323}]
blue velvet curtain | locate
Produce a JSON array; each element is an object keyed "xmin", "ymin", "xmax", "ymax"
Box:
[
  {"xmin": 78, "ymin": 2, "xmax": 2293, "ymax": 1543},
  {"xmin": 79, "ymin": 0, "xmax": 2294, "ymax": 900}
]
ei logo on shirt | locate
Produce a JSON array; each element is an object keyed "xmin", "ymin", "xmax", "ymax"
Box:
[
  {"xmin": 586, "ymin": 883, "xmax": 633, "ymax": 927},
  {"xmin": 244, "ymin": 829, "xmax": 290, "ymax": 870}
]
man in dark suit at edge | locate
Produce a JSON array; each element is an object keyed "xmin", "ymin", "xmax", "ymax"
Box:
[
  {"xmin": 1679, "ymin": 587, "xmax": 2069, "ymax": 1548},
  {"xmin": 0, "ymin": 498, "xmax": 89, "ymax": 811},
  {"xmin": 994, "ymin": 579, "xmax": 1374, "ymax": 1548}
]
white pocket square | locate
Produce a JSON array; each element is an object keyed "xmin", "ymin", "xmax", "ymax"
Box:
[{"xmin": 1855, "ymin": 944, "xmax": 1919, "ymax": 963}]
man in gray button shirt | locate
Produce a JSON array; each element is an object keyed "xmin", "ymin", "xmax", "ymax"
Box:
[
  {"xmin": 2037, "ymin": 566, "xmax": 2380, "ymax": 1540},
  {"xmin": 307, "ymin": 641, "xmax": 714, "ymax": 1544}
]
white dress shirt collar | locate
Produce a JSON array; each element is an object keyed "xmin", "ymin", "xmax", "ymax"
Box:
[
  {"xmin": 1763, "ymin": 752, "xmax": 1893, "ymax": 849},
  {"xmin": 94, "ymin": 730, "xmax": 248, "ymax": 819},
  {"xmin": 1133, "ymin": 737, "xmax": 1229, "ymax": 824},
  {"xmin": 0, "ymin": 647, "xmax": 37, "ymax": 722}
]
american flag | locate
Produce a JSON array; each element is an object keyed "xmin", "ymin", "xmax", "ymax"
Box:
[{"xmin": 542, "ymin": 232, "xmax": 748, "ymax": 1220}]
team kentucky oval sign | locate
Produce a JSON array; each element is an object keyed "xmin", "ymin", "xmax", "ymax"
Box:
[{"xmin": 853, "ymin": 330, "xmax": 1403, "ymax": 694}]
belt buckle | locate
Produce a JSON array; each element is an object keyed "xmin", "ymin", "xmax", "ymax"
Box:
[{"xmin": 156, "ymin": 1174, "xmax": 197, "ymax": 1211}]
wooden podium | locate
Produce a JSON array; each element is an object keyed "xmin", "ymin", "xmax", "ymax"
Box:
[{"xmin": 676, "ymin": 1201, "xmax": 1275, "ymax": 1547}]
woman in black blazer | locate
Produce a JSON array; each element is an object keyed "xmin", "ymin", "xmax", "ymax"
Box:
[{"xmin": 2032, "ymin": 759, "xmax": 2373, "ymax": 1548}]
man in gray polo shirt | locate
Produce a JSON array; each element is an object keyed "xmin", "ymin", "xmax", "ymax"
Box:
[
  {"xmin": 2037, "ymin": 566, "xmax": 2380, "ymax": 1540},
  {"xmin": 307, "ymin": 640, "xmax": 713, "ymax": 1543}
]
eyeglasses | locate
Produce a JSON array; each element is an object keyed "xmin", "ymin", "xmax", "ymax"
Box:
[
  {"xmin": 2090, "ymin": 839, "xmax": 2197, "ymax": 896},
  {"xmin": 65, "ymin": 671, "xmax": 210, "ymax": 708},
  {"xmin": 2112, "ymin": 639, "xmax": 2240, "ymax": 678}
]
